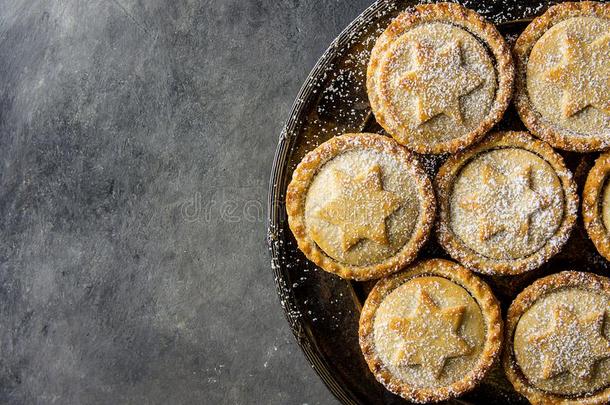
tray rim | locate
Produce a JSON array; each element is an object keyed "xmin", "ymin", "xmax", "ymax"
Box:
[{"xmin": 267, "ymin": 1, "xmax": 391, "ymax": 402}]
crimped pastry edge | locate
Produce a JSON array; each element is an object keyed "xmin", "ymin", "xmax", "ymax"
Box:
[
  {"xmin": 285, "ymin": 133, "xmax": 436, "ymax": 281},
  {"xmin": 367, "ymin": 2, "xmax": 514, "ymax": 154},
  {"xmin": 435, "ymin": 131, "xmax": 579, "ymax": 276},
  {"xmin": 583, "ymin": 152, "xmax": 610, "ymax": 261},
  {"xmin": 513, "ymin": 1, "xmax": 610, "ymax": 152},
  {"xmin": 358, "ymin": 258, "xmax": 503, "ymax": 403},
  {"xmin": 503, "ymin": 271, "xmax": 610, "ymax": 405}
]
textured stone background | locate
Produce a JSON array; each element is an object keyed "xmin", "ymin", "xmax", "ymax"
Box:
[{"xmin": 0, "ymin": 0, "xmax": 374, "ymax": 403}]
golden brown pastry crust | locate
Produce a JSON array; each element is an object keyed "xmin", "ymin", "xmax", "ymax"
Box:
[
  {"xmin": 583, "ymin": 152, "xmax": 610, "ymax": 261},
  {"xmin": 514, "ymin": 1, "xmax": 610, "ymax": 152},
  {"xmin": 435, "ymin": 131, "xmax": 578, "ymax": 275},
  {"xmin": 367, "ymin": 2, "xmax": 514, "ymax": 154},
  {"xmin": 285, "ymin": 133, "xmax": 435, "ymax": 280},
  {"xmin": 359, "ymin": 259, "xmax": 502, "ymax": 403},
  {"xmin": 503, "ymin": 271, "xmax": 610, "ymax": 405}
]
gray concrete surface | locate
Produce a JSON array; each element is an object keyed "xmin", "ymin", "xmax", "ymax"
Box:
[{"xmin": 0, "ymin": 0, "xmax": 373, "ymax": 403}]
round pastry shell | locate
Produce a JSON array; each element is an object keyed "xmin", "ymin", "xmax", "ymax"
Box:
[
  {"xmin": 359, "ymin": 258, "xmax": 503, "ymax": 403},
  {"xmin": 435, "ymin": 131, "xmax": 578, "ymax": 275},
  {"xmin": 367, "ymin": 2, "xmax": 514, "ymax": 154},
  {"xmin": 513, "ymin": 1, "xmax": 610, "ymax": 152},
  {"xmin": 503, "ymin": 271, "xmax": 610, "ymax": 405},
  {"xmin": 583, "ymin": 152, "xmax": 610, "ymax": 261},
  {"xmin": 286, "ymin": 133, "xmax": 435, "ymax": 280}
]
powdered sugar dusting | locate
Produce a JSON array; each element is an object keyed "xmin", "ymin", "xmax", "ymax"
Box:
[
  {"xmin": 269, "ymin": 1, "xmax": 610, "ymax": 404},
  {"xmin": 450, "ymin": 148, "xmax": 564, "ymax": 259},
  {"xmin": 526, "ymin": 15, "xmax": 610, "ymax": 144},
  {"xmin": 513, "ymin": 285, "xmax": 610, "ymax": 396}
]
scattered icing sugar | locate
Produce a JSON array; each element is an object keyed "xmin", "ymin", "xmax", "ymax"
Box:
[{"xmin": 269, "ymin": 2, "xmax": 610, "ymax": 402}]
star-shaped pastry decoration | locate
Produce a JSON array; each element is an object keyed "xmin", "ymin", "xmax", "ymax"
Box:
[
  {"xmin": 528, "ymin": 304, "xmax": 610, "ymax": 381},
  {"xmin": 317, "ymin": 165, "xmax": 402, "ymax": 252},
  {"xmin": 399, "ymin": 40, "xmax": 483, "ymax": 125},
  {"xmin": 457, "ymin": 163, "xmax": 551, "ymax": 243},
  {"xmin": 389, "ymin": 289, "xmax": 471, "ymax": 378},
  {"xmin": 545, "ymin": 32, "xmax": 610, "ymax": 118}
]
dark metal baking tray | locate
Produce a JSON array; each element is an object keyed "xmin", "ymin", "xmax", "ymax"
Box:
[{"xmin": 267, "ymin": 1, "xmax": 609, "ymax": 403}]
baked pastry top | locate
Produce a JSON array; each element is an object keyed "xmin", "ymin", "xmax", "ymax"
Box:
[
  {"xmin": 359, "ymin": 259, "xmax": 502, "ymax": 403},
  {"xmin": 281, "ymin": 2, "xmax": 610, "ymax": 402},
  {"xmin": 584, "ymin": 152, "xmax": 610, "ymax": 261},
  {"xmin": 286, "ymin": 133, "xmax": 435, "ymax": 280},
  {"xmin": 514, "ymin": 1, "xmax": 610, "ymax": 151},
  {"xmin": 436, "ymin": 131, "xmax": 578, "ymax": 275},
  {"xmin": 367, "ymin": 2, "xmax": 513, "ymax": 154},
  {"xmin": 504, "ymin": 271, "xmax": 610, "ymax": 404}
]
